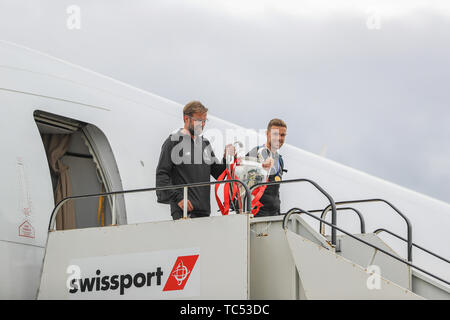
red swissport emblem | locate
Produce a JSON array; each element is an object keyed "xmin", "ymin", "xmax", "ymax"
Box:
[{"xmin": 163, "ymin": 255, "xmax": 199, "ymax": 291}]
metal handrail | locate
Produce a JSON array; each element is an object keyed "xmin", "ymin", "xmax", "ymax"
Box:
[
  {"xmin": 49, "ymin": 179, "xmax": 251, "ymax": 231},
  {"xmin": 308, "ymin": 207, "xmax": 366, "ymax": 234},
  {"xmin": 248, "ymin": 178, "xmax": 338, "ymax": 247},
  {"xmin": 283, "ymin": 208, "xmax": 450, "ymax": 286},
  {"xmin": 320, "ymin": 199, "xmax": 413, "ymax": 262},
  {"xmin": 374, "ymin": 228, "xmax": 450, "ymax": 265}
]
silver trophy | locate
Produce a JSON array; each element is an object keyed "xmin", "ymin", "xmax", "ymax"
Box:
[{"xmin": 229, "ymin": 141, "xmax": 268, "ymax": 213}]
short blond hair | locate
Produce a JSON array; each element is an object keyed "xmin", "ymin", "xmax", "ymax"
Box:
[
  {"xmin": 267, "ymin": 118, "xmax": 287, "ymax": 131},
  {"xmin": 183, "ymin": 101, "xmax": 208, "ymax": 116}
]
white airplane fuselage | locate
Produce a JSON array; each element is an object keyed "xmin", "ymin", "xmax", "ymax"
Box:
[{"xmin": 0, "ymin": 40, "xmax": 449, "ymax": 299}]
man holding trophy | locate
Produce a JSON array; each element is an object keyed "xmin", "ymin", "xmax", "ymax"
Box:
[
  {"xmin": 155, "ymin": 101, "xmax": 236, "ymax": 220},
  {"xmin": 246, "ymin": 119, "xmax": 287, "ymax": 216}
]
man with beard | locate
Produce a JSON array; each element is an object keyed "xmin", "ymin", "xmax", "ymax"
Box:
[{"xmin": 156, "ymin": 101, "xmax": 234, "ymax": 220}]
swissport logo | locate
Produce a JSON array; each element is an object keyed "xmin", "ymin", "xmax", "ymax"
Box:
[
  {"xmin": 67, "ymin": 249, "xmax": 200, "ymax": 299},
  {"xmin": 163, "ymin": 255, "xmax": 199, "ymax": 291}
]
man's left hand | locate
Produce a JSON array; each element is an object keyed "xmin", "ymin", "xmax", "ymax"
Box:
[{"xmin": 225, "ymin": 144, "xmax": 236, "ymax": 157}]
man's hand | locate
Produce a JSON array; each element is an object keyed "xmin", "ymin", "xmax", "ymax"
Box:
[
  {"xmin": 224, "ymin": 144, "xmax": 236, "ymax": 164},
  {"xmin": 178, "ymin": 199, "xmax": 194, "ymax": 211},
  {"xmin": 262, "ymin": 157, "xmax": 274, "ymax": 171},
  {"xmin": 224, "ymin": 144, "xmax": 236, "ymax": 157}
]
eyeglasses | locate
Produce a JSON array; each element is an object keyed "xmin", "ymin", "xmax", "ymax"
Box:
[{"xmin": 187, "ymin": 115, "xmax": 209, "ymax": 124}]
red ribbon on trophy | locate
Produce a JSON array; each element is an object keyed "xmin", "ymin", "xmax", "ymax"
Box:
[
  {"xmin": 215, "ymin": 158, "xmax": 268, "ymax": 216},
  {"xmin": 215, "ymin": 160, "xmax": 240, "ymax": 216}
]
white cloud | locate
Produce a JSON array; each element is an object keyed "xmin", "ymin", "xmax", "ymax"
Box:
[
  {"xmin": 186, "ymin": 0, "xmax": 450, "ymax": 19},
  {"xmin": 0, "ymin": 0, "xmax": 449, "ymax": 203}
]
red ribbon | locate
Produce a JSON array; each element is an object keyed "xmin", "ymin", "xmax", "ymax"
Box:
[
  {"xmin": 215, "ymin": 159, "xmax": 268, "ymax": 216},
  {"xmin": 251, "ymin": 185, "xmax": 267, "ymax": 216},
  {"xmin": 215, "ymin": 161, "xmax": 239, "ymax": 215}
]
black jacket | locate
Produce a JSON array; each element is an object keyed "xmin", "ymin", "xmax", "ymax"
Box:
[{"xmin": 156, "ymin": 129, "xmax": 226, "ymax": 218}]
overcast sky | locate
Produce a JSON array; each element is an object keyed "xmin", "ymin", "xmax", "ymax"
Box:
[{"xmin": 1, "ymin": 0, "xmax": 449, "ymax": 203}]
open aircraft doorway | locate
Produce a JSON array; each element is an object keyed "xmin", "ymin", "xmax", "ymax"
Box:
[{"xmin": 33, "ymin": 110, "xmax": 126, "ymax": 230}]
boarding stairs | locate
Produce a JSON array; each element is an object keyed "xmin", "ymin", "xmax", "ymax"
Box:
[{"xmin": 37, "ymin": 179, "xmax": 450, "ymax": 300}]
